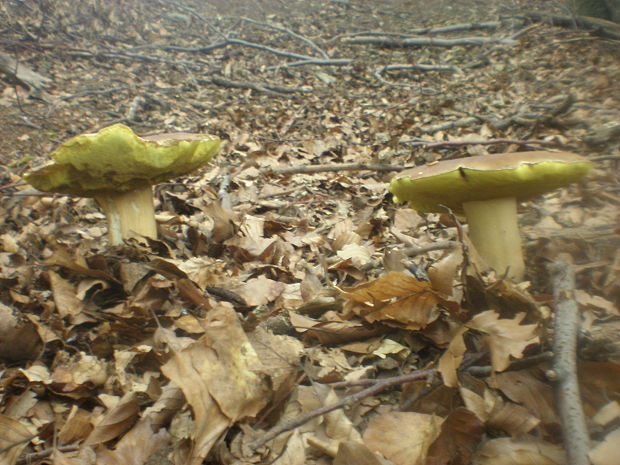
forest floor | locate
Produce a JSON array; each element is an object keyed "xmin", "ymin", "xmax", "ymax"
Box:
[{"xmin": 1, "ymin": 1, "xmax": 619, "ymax": 464}]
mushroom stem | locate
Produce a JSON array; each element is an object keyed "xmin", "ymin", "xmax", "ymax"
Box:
[
  {"xmin": 463, "ymin": 197, "xmax": 525, "ymax": 281},
  {"xmin": 94, "ymin": 182, "xmax": 157, "ymax": 245}
]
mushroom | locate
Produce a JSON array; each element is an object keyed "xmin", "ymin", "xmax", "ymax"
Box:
[
  {"xmin": 24, "ymin": 124, "xmax": 220, "ymax": 245},
  {"xmin": 389, "ymin": 151, "xmax": 592, "ymax": 281}
]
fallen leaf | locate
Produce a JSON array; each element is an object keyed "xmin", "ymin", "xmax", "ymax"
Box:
[
  {"xmin": 466, "ymin": 311, "xmax": 539, "ymax": 371},
  {"xmin": 364, "ymin": 411, "xmax": 442, "ymax": 465}
]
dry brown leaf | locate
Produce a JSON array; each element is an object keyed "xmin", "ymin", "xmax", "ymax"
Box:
[
  {"xmin": 48, "ymin": 270, "xmax": 84, "ymax": 319},
  {"xmin": 0, "ymin": 301, "xmax": 42, "ymax": 361},
  {"xmin": 592, "ymin": 401, "xmax": 620, "ymax": 426},
  {"xmin": 0, "ymin": 414, "xmax": 36, "ymax": 465},
  {"xmin": 161, "ymin": 305, "xmax": 270, "ymax": 465},
  {"xmin": 466, "ymin": 311, "xmax": 539, "ymax": 371},
  {"xmin": 589, "ymin": 427, "xmax": 620, "ymax": 465},
  {"xmin": 334, "ymin": 441, "xmax": 390, "ymax": 465},
  {"xmin": 491, "ymin": 370, "xmax": 557, "ymax": 425},
  {"xmin": 438, "ymin": 326, "xmax": 467, "ymax": 387},
  {"xmin": 425, "ymin": 407, "xmax": 484, "ymax": 465},
  {"xmin": 271, "ymin": 429, "xmax": 306, "ymax": 465},
  {"xmin": 52, "ymin": 449, "xmax": 89, "ymax": 465},
  {"xmin": 338, "ymin": 271, "xmax": 442, "ymax": 330},
  {"xmin": 234, "ymin": 275, "xmax": 285, "ymax": 306},
  {"xmin": 474, "ymin": 436, "xmax": 565, "ymax": 465},
  {"xmin": 52, "ymin": 353, "xmax": 108, "ymax": 396},
  {"xmin": 85, "ymin": 391, "xmax": 139, "ymax": 445},
  {"xmin": 95, "ymin": 418, "xmax": 170, "ymax": 465},
  {"xmin": 58, "ymin": 406, "xmax": 94, "ymax": 444},
  {"xmin": 427, "ymin": 247, "xmax": 463, "ymax": 298},
  {"xmin": 364, "ymin": 411, "xmax": 442, "ymax": 465}
]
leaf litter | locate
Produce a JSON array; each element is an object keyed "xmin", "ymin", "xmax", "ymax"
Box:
[{"xmin": 0, "ymin": 1, "xmax": 619, "ymax": 464}]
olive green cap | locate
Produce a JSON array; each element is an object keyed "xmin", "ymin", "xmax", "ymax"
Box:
[
  {"xmin": 24, "ymin": 124, "xmax": 220, "ymax": 196},
  {"xmin": 389, "ymin": 151, "xmax": 592, "ymax": 213}
]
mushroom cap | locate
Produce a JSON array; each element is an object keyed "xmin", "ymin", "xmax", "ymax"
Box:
[
  {"xmin": 24, "ymin": 124, "xmax": 220, "ymax": 196},
  {"xmin": 389, "ymin": 151, "xmax": 592, "ymax": 213}
]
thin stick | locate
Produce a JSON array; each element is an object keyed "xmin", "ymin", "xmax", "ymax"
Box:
[
  {"xmin": 548, "ymin": 260, "xmax": 590, "ymax": 465},
  {"xmin": 239, "ymin": 17, "xmax": 330, "ymax": 59},
  {"xmin": 403, "ymin": 241, "xmax": 457, "ymax": 256},
  {"xmin": 252, "ymin": 368, "xmax": 435, "ymax": 448}
]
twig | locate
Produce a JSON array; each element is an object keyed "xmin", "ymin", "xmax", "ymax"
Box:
[
  {"xmin": 226, "ymin": 38, "xmax": 314, "ymax": 61},
  {"xmin": 265, "ymin": 58, "xmax": 352, "ymax": 70},
  {"xmin": 63, "ymin": 49, "xmax": 202, "ymax": 67},
  {"xmin": 0, "ymin": 51, "xmax": 51, "ymax": 89},
  {"xmin": 547, "ymin": 260, "xmax": 590, "ymax": 465},
  {"xmin": 58, "ymin": 86, "xmax": 128, "ymax": 102},
  {"xmin": 218, "ymin": 173, "xmax": 232, "ymax": 210},
  {"xmin": 252, "ymin": 368, "xmax": 436, "ymax": 448},
  {"xmin": 268, "ymin": 162, "xmax": 408, "ymax": 175},
  {"xmin": 126, "ymin": 96, "xmax": 144, "ymax": 122},
  {"xmin": 333, "ymin": 22, "xmax": 501, "ymax": 41},
  {"xmin": 399, "ymin": 138, "xmax": 565, "ymax": 148},
  {"xmin": 402, "ymin": 241, "xmax": 457, "ymax": 256},
  {"xmin": 377, "ymin": 63, "xmax": 461, "ymax": 74},
  {"xmin": 590, "ymin": 154, "xmax": 620, "ymax": 162},
  {"xmin": 343, "ymin": 36, "xmax": 517, "ymax": 47},
  {"xmin": 252, "ymin": 352, "xmax": 487, "ymax": 448},
  {"xmin": 211, "ymin": 76, "xmax": 294, "ymax": 97},
  {"xmin": 16, "ymin": 445, "xmax": 79, "ymax": 465},
  {"xmin": 239, "ymin": 17, "xmax": 330, "ymax": 59}
]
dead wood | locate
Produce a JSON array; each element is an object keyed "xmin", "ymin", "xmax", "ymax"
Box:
[
  {"xmin": 238, "ymin": 16, "xmax": 330, "ymax": 59},
  {"xmin": 211, "ymin": 76, "xmax": 306, "ymax": 96},
  {"xmin": 268, "ymin": 162, "xmax": 407, "ymax": 175},
  {"xmin": 335, "ymin": 21, "xmax": 502, "ymax": 40},
  {"xmin": 524, "ymin": 12, "xmax": 620, "ymax": 40},
  {"xmin": 343, "ymin": 35, "xmax": 517, "ymax": 47},
  {"xmin": 399, "ymin": 137, "xmax": 566, "ymax": 148},
  {"xmin": 547, "ymin": 260, "xmax": 590, "ymax": 465},
  {"xmin": 0, "ymin": 51, "xmax": 51, "ymax": 90}
]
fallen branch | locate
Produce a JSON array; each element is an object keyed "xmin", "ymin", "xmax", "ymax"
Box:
[
  {"xmin": 523, "ymin": 12, "xmax": 620, "ymax": 40},
  {"xmin": 403, "ymin": 241, "xmax": 457, "ymax": 257},
  {"xmin": 334, "ymin": 22, "xmax": 502, "ymax": 41},
  {"xmin": 372, "ymin": 63, "xmax": 458, "ymax": 90},
  {"xmin": 211, "ymin": 76, "xmax": 307, "ymax": 96},
  {"xmin": 547, "ymin": 260, "xmax": 590, "ymax": 465},
  {"xmin": 252, "ymin": 368, "xmax": 436, "ymax": 448},
  {"xmin": 239, "ymin": 17, "xmax": 330, "ymax": 59},
  {"xmin": 0, "ymin": 51, "xmax": 51, "ymax": 89},
  {"xmin": 252, "ymin": 353, "xmax": 486, "ymax": 449},
  {"xmin": 343, "ymin": 35, "xmax": 517, "ymax": 47},
  {"xmin": 413, "ymin": 95, "xmax": 575, "ymax": 134},
  {"xmin": 377, "ymin": 63, "xmax": 461, "ymax": 74},
  {"xmin": 64, "ymin": 48, "xmax": 203, "ymax": 67},
  {"xmin": 266, "ymin": 58, "xmax": 352, "ymax": 70},
  {"xmin": 268, "ymin": 162, "xmax": 409, "ymax": 175},
  {"xmin": 399, "ymin": 137, "xmax": 566, "ymax": 148}
]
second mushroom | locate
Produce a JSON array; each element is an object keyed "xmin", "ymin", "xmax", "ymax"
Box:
[{"xmin": 389, "ymin": 151, "xmax": 592, "ymax": 281}]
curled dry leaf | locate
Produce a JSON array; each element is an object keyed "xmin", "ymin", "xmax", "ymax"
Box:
[
  {"xmin": 363, "ymin": 411, "xmax": 442, "ymax": 465},
  {"xmin": 474, "ymin": 436, "xmax": 564, "ymax": 465},
  {"xmin": 338, "ymin": 271, "xmax": 443, "ymax": 330},
  {"xmin": 0, "ymin": 302, "xmax": 42, "ymax": 361},
  {"xmin": 589, "ymin": 427, "xmax": 620, "ymax": 465},
  {"xmin": 466, "ymin": 310, "xmax": 539, "ymax": 372},
  {"xmin": 161, "ymin": 305, "xmax": 270, "ymax": 465},
  {"xmin": 425, "ymin": 407, "xmax": 484, "ymax": 465},
  {"xmin": 0, "ymin": 414, "xmax": 36, "ymax": 465},
  {"xmin": 84, "ymin": 392, "xmax": 140, "ymax": 446}
]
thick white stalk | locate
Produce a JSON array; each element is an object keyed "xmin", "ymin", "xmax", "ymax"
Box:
[
  {"xmin": 463, "ymin": 197, "xmax": 525, "ymax": 281},
  {"xmin": 94, "ymin": 182, "xmax": 157, "ymax": 245}
]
